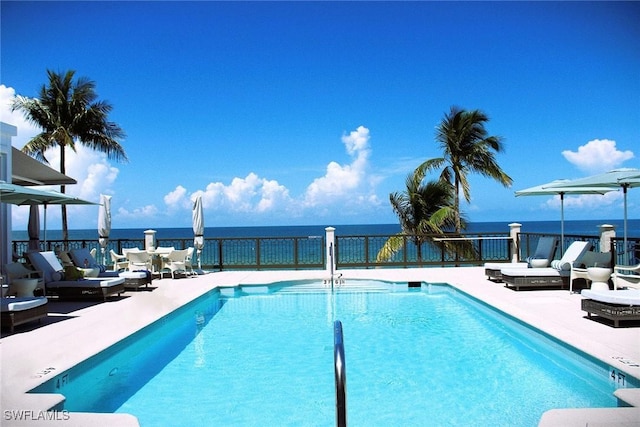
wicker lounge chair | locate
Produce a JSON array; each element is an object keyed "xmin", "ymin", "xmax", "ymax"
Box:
[
  {"xmin": 501, "ymin": 241, "xmax": 591, "ymax": 290},
  {"xmin": 26, "ymin": 252, "xmax": 125, "ymax": 301},
  {"xmin": 484, "ymin": 236, "xmax": 557, "ymax": 282},
  {"xmin": 581, "ymin": 288, "xmax": 640, "ymax": 327},
  {"xmin": 1, "ymin": 297, "xmax": 48, "ymax": 333},
  {"xmin": 71, "ymin": 248, "xmax": 151, "ymax": 290}
]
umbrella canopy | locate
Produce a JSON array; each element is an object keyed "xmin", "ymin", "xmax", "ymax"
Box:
[
  {"xmin": 11, "ymin": 147, "xmax": 76, "ymax": 186},
  {"xmin": 192, "ymin": 195, "xmax": 204, "ymax": 270},
  {"xmin": 547, "ymin": 168, "xmax": 640, "ymax": 263},
  {"xmin": 28, "ymin": 205, "xmax": 40, "ymax": 251},
  {"xmin": 0, "ymin": 181, "xmax": 97, "ymax": 244},
  {"xmin": 98, "ymin": 194, "xmax": 112, "ymax": 265},
  {"xmin": 515, "ymin": 180, "xmax": 616, "ymax": 254}
]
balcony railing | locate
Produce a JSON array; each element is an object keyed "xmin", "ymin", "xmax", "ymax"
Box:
[{"xmin": 11, "ymin": 231, "xmax": 636, "ymax": 271}]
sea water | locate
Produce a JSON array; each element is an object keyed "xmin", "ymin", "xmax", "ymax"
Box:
[
  {"xmin": 38, "ymin": 282, "xmax": 629, "ymax": 426},
  {"xmin": 12, "ymin": 219, "xmax": 640, "ymax": 241}
]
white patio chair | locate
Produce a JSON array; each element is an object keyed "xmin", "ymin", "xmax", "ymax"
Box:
[
  {"xmin": 110, "ymin": 250, "xmax": 129, "ymax": 271},
  {"xmin": 126, "ymin": 250, "xmax": 152, "ymax": 272},
  {"xmin": 163, "ymin": 249, "xmax": 189, "ymax": 279}
]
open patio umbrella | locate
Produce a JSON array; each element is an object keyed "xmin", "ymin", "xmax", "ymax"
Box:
[
  {"xmin": 28, "ymin": 205, "xmax": 40, "ymax": 251},
  {"xmin": 547, "ymin": 168, "xmax": 640, "ymax": 263},
  {"xmin": 192, "ymin": 195, "xmax": 204, "ymax": 272},
  {"xmin": 98, "ymin": 194, "xmax": 112, "ymax": 265},
  {"xmin": 515, "ymin": 180, "xmax": 616, "ymax": 254},
  {"xmin": 0, "ymin": 181, "xmax": 97, "ymax": 245}
]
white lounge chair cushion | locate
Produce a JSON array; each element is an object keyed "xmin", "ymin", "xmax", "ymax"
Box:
[
  {"xmin": 1, "ymin": 297, "xmax": 48, "ymax": 312},
  {"xmin": 118, "ymin": 271, "xmax": 148, "ymax": 280},
  {"xmin": 45, "ymin": 277, "xmax": 125, "ymax": 289},
  {"xmin": 550, "ymin": 259, "xmax": 573, "ymax": 271},
  {"xmin": 500, "ymin": 267, "xmax": 564, "ymax": 277},
  {"xmin": 581, "ymin": 289, "xmax": 640, "ymax": 306},
  {"xmin": 484, "ymin": 262, "xmax": 529, "ymax": 270}
]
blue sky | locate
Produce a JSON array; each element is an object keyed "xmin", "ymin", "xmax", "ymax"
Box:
[{"xmin": 1, "ymin": 1, "xmax": 639, "ymax": 231}]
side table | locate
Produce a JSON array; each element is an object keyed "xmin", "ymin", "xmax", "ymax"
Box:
[{"xmin": 587, "ymin": 267, "xmax": 612, "ymax": 291}]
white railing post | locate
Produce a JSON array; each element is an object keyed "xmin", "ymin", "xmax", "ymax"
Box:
[
  {"xmin": 509, "ymin": 223, "xmax": 522, "ymax": 262},
  {"xmin": 144, "ymin": 229, "xmax": 157, "ymax": 251},
  {"xmin": 325, "ymin": 226, "xmax": 336, "ymax": 275},
  {"xmin": 599, "ymin": 224, "xmax": 615, "ymax": 253}
]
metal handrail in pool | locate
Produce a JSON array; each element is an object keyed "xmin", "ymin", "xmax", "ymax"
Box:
[{"xmin": 334, "ymin": 320, "xmax": 347, "ymax": 427}]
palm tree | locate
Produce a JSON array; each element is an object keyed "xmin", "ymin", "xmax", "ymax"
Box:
[
  {"xmin": 12, "ymin": 69, "xmax": 127, "ymax": 241},
  {"xmin": 377, "ymin": 167, "xmax": 457, "ymax": 263},
  {"xmin": 417, "ymin": 106, "xmax": 512, "ymax": 233}
]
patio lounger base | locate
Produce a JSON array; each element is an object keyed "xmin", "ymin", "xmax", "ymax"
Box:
[
  {"xmin": 484, "ymin": 262, "xmax": 529, "ymax": 282},
  {"xmin": 581, "ymin": 299, "xmax": 640, "ymax": 328},
  {"xmin": 1, "ymin": 298, "xmax": 48, "ymax": 333},
  {"xmin": 45, "ymin": 282, "xmax": 125, "ymax": 301},
  {"xmin": 502, "ymin": 274, "xmax": 567, "ymax": 291},
  {"xmin": 485, "ymin": 268, "xmax": 502, "ymax": 282},
  {"xmin": 119, "ymin": 271, "xmax": 152, "ymax": 290}
]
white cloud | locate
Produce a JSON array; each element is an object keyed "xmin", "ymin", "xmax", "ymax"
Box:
[
  {"xmin": 544, "ymin": 191, "xmax": 622, "ymax": 211},
  {"xmin": 562, "ymin": 139, "xmax": 634, "ymax": 174},
  {"xmin": 150, "ymin": 126, "xmax": 384, "ymax": 224},
  {"xmin": 303, "ymin": 125, "xmax": 373, "ymax": 207},
  {"xmin": 117, "ymin": 204, "xmax": 159, "ymax": 220},
  {"xmin": 0, "ymin": 85, "xmax": 40, "ymax": 148},
  {"xmin": 165, "ymin": 173, "xmax": 293, "ymax": 215},
  {"xmin": 164, "ymin": 185, "xmax": 189, "ymax": 209}
]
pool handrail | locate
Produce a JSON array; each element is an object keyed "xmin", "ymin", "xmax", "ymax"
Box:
[{"xmin": 334, "ymin": 320, "xmax": 347, "ymax": 427}]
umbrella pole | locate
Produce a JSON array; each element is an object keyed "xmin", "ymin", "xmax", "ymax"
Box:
[
  {"xmin": 560, "ymin": 193, "xmax": 565, "ymax": 255},
  {"xmin": 43, "ymin": 204, "xmax": 48, "ymax": 247},
  {"xmin": 624, "ymin": 186, "xmax": 628, "ymax": 265}
]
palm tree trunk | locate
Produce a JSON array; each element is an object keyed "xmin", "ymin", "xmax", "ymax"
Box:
[
  {"xmin": 454, "ymin": 175, "xmax": 461, "ymax": 234},
  {"xmin": 60, "ymin": 145, "xmax": 69, "ymax": 243}
]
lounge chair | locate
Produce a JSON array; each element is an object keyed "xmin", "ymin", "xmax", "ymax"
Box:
[
  {"xmin": 484, "ymin": 236, "xmax": 557, "ymax": 282},
  {"xmin": 26, "ymin": 251, "xmax": 125, "ymax": 301},
  {"xmin": 568, "ymin": 251, "xmax": 613, "ymax": 293},
  {"xmin": 612, "ymin": 263, "xmax": 640, "ymax": 290},
  {"xmin": 501, "ymin": 241, "xmax": 591, "ymax": 291},
  {"xmin": 69, "ymin": 248, "xmax": 117, "ymax": 276},
  {"xmin": 1, "ymin": 296, "xmax": 48, "ymax": 333},
  {"xmin": 581, "ymin": 288, "xmax": 640, "ymax": 327},
  {"xmin": 70, "ymin": 248, "xmax": 151, "ymax": 290}
]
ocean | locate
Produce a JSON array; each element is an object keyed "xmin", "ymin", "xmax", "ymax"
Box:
[{"xmin": 11, "ymin": 219, "xmax": 640, "ymax": 241}]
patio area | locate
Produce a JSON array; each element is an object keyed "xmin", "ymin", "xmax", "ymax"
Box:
[{"xmin": 1, "ymin": 267, "xmax": 639, "ymax": 426}]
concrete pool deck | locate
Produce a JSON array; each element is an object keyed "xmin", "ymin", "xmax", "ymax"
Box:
[{"xmin": 1, "ymin": 267, "xmax": 639, "ymax": 426}]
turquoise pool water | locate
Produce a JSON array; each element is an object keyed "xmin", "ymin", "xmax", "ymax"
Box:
[{"xmin": 31, "ymin": 281, "xmax": 632, "ymax": 426}]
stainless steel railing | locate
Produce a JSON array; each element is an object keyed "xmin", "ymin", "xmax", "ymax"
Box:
[{"xmin": 334, "ymin": 320, "xmax": 347, "ymax": 427}]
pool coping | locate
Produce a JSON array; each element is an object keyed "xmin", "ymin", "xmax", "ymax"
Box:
[{"xmin": 1, "ymin": 267, "xmax": 639, "ymax": 426}]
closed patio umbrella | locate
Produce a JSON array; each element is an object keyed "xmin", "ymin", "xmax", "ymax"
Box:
[
  {"xmin": 192, "ymin": 195, "xmax": 204, "ymax": 272},
  {"xmin": 515, "ymin": 180, "xmax": 615, "ymax": 254},
  {"xmin": 28, "ymin": 205, "xmax": 40, "ymax": 251},
  {"xmin": 548, "ymin": 168, "xmax": 640, "ymax": 263},
  {"xmin": 98, "ymin": 194, "xmax": 112, "ymax": 265}
]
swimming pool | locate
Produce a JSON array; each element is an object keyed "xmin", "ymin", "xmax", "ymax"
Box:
[{"xmin": 31, "ymin": 280, "xmax": 633, "ymax": 426}]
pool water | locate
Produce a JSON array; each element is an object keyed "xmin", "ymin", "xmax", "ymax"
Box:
[{"xmin": 33, "ymin": 281, "xmax": 629, "ymax": 426}]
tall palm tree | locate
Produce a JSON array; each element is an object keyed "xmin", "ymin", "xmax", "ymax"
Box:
[
  {"xmin": 12, "ymin": 69, "xmax": 127, "ymax": 241},
  {"xmin": 417, "ymin": 106, "xmax": 512, "ymax": 233},
  {"xmin": 377, "ymin": 167, "xmax": 457, "ymax": 263}
]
